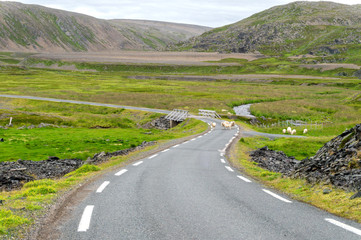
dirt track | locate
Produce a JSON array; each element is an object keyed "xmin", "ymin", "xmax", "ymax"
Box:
[{"xmin": 33, "ymin": 51, "xmax": 265, "ymax": 65}]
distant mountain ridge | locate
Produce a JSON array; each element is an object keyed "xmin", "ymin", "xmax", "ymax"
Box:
[
  {"xmin": 175, "ymin": 1, "xmax": 361, "ymax": 55},
  {"xmin": 0, "ymin": 2, "xmax": 211, "ymax": 52}
]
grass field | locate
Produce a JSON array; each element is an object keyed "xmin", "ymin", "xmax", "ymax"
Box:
[
  {"xmin": 0, "ymin": 53, "xmax": 360, "ymax": 237},
  {"xmin": 0, "ymin": 98, "xmax": 206, "ymax": 162}
]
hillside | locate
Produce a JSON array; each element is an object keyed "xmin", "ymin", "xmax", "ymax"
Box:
[
  {"xmin": 0, "ymin": 2, "xmax": 210, "ymax": 52},
  {"xmin": 175, "ymin": 1, "xmax": 361, "ymax": 55}
]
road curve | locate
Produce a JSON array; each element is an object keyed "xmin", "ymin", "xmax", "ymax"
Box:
[
  {"xmin": 56, "ymin": 120, "xmax": 360, "ymax": 240},
  {"xmin": 1, "ymin": 94, "xmax": 359, "ymax": 239},
  {"xmin": 0, "ymin": 94, "xmax": 302, "ymax": 139}
]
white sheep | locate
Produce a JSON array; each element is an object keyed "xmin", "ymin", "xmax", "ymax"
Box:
[
  {"xmin": 211, "ymin": 122, "xmax": 216, "ymax": 128},
  {"xmin": 282, "ymin": 129, "xmax": 287, "ymax": 134},
  {"xmin": 303, "ymin": 129, "xmax": 308, "ymax": 134},
  {"xmin": 230, "ymin": 121, "xmax": 235, "ymax": 128},
  {"xmin": 291, "ymin": 129, "xmax": 296, "ymax": 135},
  {"xmin": 221, "ymin": 121, "xmax": 231, "ymax": 130},
  {"xmin": 287, "ymin": 127, "xmax": 292, "ymax": 134}
]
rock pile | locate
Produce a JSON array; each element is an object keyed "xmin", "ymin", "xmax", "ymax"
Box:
[
  {"xmin": 290, "ymin": 124, "xmax": 361, "ymax": 191},
  {"xmin": 0, "ymin": 141, "xmax": 156, "ymax": 191},
  {"xmin": 142, "ymin": 116, "xmax": 171, "ymax": 130},
  {"xmin": 0, "ymin": 157, "xmax": 83, "ymax": 191},
  {"xmin": 249, "ymin": 146, "xmax": 298, "ymax": 174},
  {"xmin": 249, "ymin": 124, "xmax": 361, "ymax": 191}
]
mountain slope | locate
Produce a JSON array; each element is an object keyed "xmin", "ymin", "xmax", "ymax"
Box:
[
  {"xmin": 175, "ymin": 1, "xmax": 361, "ymax": 55},
  {"xmin": 0, "ymin": 2, "xmax": 210, "ymax": 52}
]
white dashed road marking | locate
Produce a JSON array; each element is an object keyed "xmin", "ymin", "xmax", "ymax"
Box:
[
  {"xmin": 96, "ymin": 181, "xmax": 110, "ymax": 193},
  {"xmin": 115, "ymin": 169, "xmax": 128, "ymax": 176},
  {"xmin": 133, "ymin": 161, "xmax": 143, "ymax": 166},
  {"xmin": 225, "ymin": 166, "xmax": 234, "ymax": 172},
  {"xmin": 325, "ymin": 218, "xmax": 361, "ymax": 236},
  {"xmin": 162, "ymin": 149, "xmax": 170, "ymax": 153},
  {"xmin": 220, "ymin": 159, "xmax": 226, "ymax": 163},
  {"xmin": 78, "ymin": 205, "xmax": 94, "ymax": 232},
  {"xmin": 237, "ymin": 175, "xmax": 252, "ymax": 183},
  {"xmin": 262, "ymin": 189, "xmax": 292, "ymax": 203},
  {"xmin": 149, "ymin": 154, "xmax": 158, "ymax": 159},
  {"xmin": 172, "ymin": 144, "xmax": 180, "ymax": 148}
]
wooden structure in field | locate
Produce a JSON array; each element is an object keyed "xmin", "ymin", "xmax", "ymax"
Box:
[
  {"xmin": 198, "ymin": 109, "xmax": 221, "ymax": 119},
  {"xmin": 165, "ymin": 109, "xmax": 189, "ymax": 127}
]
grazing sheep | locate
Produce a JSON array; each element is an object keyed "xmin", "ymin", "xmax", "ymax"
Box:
[
  {"xmin": 230, "ymin": 121, "xmax": 235, "ymax": 128},
  {"xmin": 282, "ymin": 129, "xmax": 287, "ymax": 134},
  {"xmin": 287, "ymin": 127, "xmax": 292, "ymax": 134},
  {"xmin": 291, "ymin": 129, "xmax": 296, "ymax": 135},
  {"xmin": 221, "ymin": 121, "xmax": 231, "ymax": 130},
  {"xmin": 211, "ymin": 122, "xmax": 216, "ymax": 128},
  {"xmin": 303, "ymin": 129, "xmax": 308, "ymax": 134}
]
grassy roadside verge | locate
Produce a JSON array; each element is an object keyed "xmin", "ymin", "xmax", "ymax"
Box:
[
  {"xmin": 0, "ymin": 119, "xmax": 208, "ymax": 239},
  {"xmin": 228, "ymin": 136, "xmax": 361, "ymax": 223}
]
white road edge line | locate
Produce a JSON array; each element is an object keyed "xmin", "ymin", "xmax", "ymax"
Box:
[
  {"xmin": 172, "ymin": 144, "xmax": 180, "ymax": 148},
  {"xmin": 225, "ymin": 166, "xmax": 234, "ymax": 172},
  {"xmin": 133, "ymin": 161, "xmax": 143, "ymax": 166},
  {"xmin": 96, "ymin": 181, "xmax": 110, "ymax": 193},
  {"xmin": 149, "ymin": 154, "xmax": 158, "ymax": 159},
  {"xmin": 78, "ymin": 205, "xmax": 94, "ymax": 232},
  {"xmin": 262, "ymin": 189, "xmax": 292, "ymax": 203},
  {"xmin": 325, "ymin": 218, "xmax": 361, "ymax": 236},
  {"xmin": 237, "ymin": 175, "xmax": 252, "ymax": 183},
  {"xmin": 190, "ymin": 139, "xmax": 196, "ymax": 141},
  {"xmin": 162, "ymin": 149, "xmax": 170, "ymax": 152},
  {"xmin": 220, "ymin": 158, "xmax": 226, "ymax": 163},
  {"xmin": 220, "ymin": 153, "xmax": 224, "ymax": 157},
  {"xmin": 115, "ymin": 169, "xmax": 128, "ymax": 176}
]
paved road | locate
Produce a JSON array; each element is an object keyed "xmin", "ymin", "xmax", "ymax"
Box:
[
  {"xmin": 58, "ymin": 120, "xmax": 361, "ymax": 240},
  {"xmin": 0, "ymin": 94, "xmax": 170, "ymax": 114},
  {"xmin": 1, "ymin": 94, "xmax": 360, "ymax": 239}
]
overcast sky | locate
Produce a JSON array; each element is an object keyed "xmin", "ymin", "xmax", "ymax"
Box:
[{"xmin": 1, "ymin": 0, "xmax": 361, "ymax": 27}]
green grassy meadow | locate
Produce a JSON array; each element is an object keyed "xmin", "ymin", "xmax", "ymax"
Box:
[
  {"xmin": 0, "ymin": 99, "xmax": 206, "ymax": 162},
  {"xmin": 0, "ymin": 53, "xmax": 360, "ymax": 237}
]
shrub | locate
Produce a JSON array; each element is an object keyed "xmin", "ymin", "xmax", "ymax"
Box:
[
  {"xmin": 22, "ymin": 186, "xmax": 57, "ymax": 197},
  {"xmin": 0, "ymin": 209, "xmax": 30, "ymax": 234},
  {"xmin": 23, "ymin": 179, "xmax": 55, "ymax": 188},
  {"xmin": 73, "ymin": 164, "xmax": 100, "ymax": 174}
]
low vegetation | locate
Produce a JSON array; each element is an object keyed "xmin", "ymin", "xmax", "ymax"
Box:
[
  {"xmin": 230, "ymin": 136, "xmax": 361, "ymax": 223},
  {"xmin": 0, "ymin": 51, "xmax": 360, "ymax": 237}
]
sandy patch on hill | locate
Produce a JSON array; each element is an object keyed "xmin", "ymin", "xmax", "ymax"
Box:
[
  {"xmin": 32, "ymin": 51, "xmax": 265, "ymax": 65},
  {"xmin": 300, "ymin": 63, "xmax": 360, "ymax": 71}
]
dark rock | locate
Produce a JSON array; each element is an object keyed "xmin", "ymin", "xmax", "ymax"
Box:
[
  {"xmin": 350, "ymin": 191, "xmax": 361, "ymax": 200},
  {"xmin": 323, "ymin": 188, "xmax": 332, "ymax": 194},
  {"xmin": 249, "ymin": 146, "xmax": 299, "ymax": 174},
  {"xmin": 142, "ymin": 116, "xmax": 171, "ymax": 130}
]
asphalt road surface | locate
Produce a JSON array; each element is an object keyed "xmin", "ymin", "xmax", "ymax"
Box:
[
  {"xmin": 1, "ymin": 94, "xmax": 360, "ymax": 239},
  {"xmin": 58, "ymin": 120, "xmax": 361, "ymax": 240}
]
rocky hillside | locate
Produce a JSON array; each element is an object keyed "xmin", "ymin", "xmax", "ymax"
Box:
[
  {"xmin": 176, "ymin": 1, "xmax": 361, "ymax": 55},
  {"xmin": 0, "ymin": 2, "xmax": 210, "ymax": 52}
]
